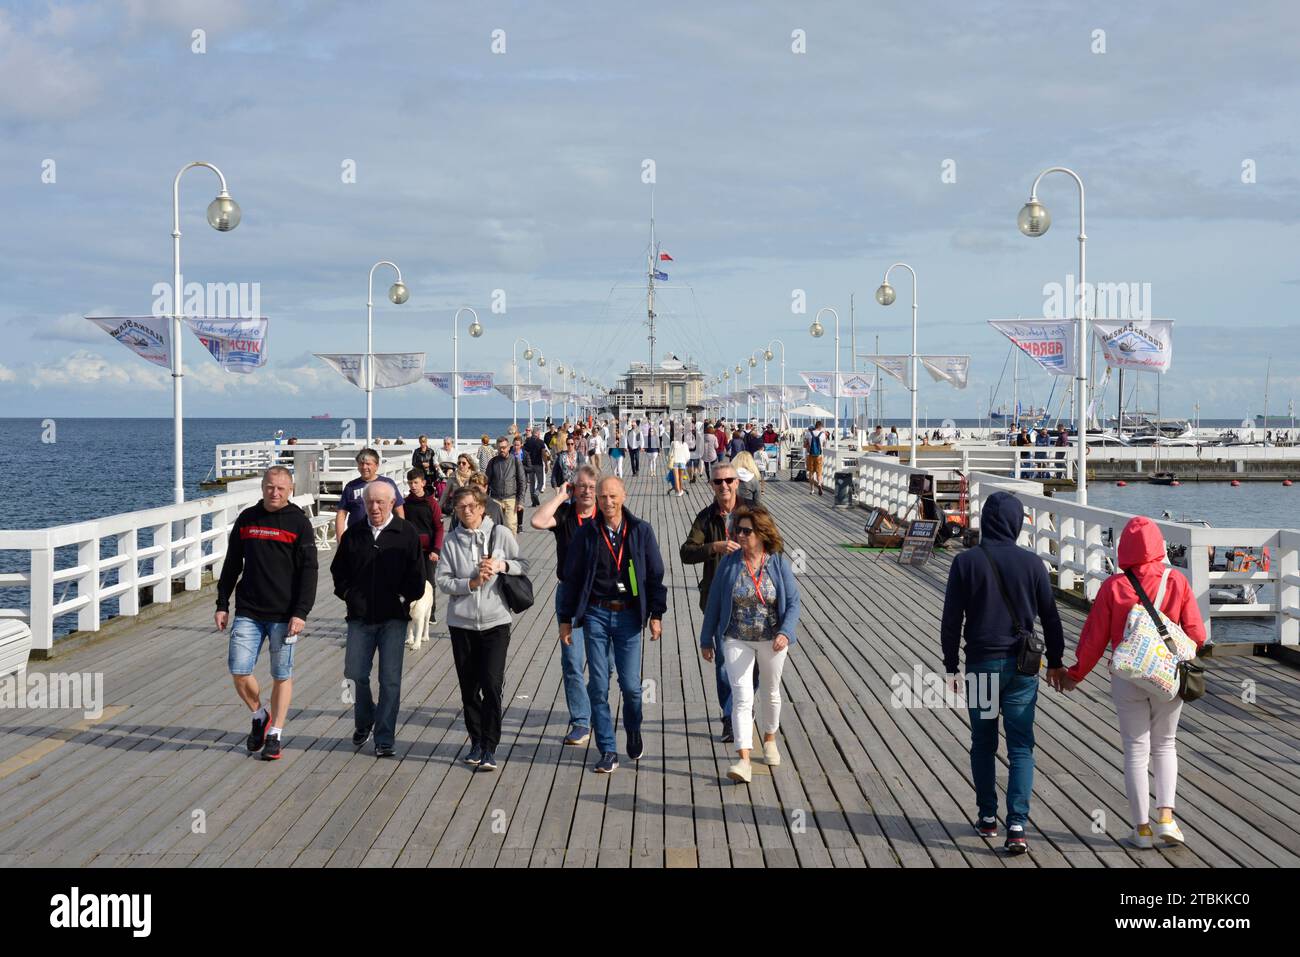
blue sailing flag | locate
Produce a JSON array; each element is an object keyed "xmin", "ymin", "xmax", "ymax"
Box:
[{"xmin": 654, "ymin": 270, "xmax": 669, "ymax": 281}]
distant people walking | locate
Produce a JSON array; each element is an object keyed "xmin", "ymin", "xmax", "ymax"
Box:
[
  {"xmin": 687, "ymin": 426, "xmax": 702, "ymax": 483},
  {"xmin": 610, "ymin": 426, "xmax": 625, "ymax": 477},
  {"xmin": 1058, "ymin": 516, "xmax": 1207, "ymax": 849},
  {"xmin": 670, "ymin": 433, "xmax": 690, "ymax": 496},
  {"xmin": 437, "ymin": 486, "xmax": 531, "ymax": 772},
  {"xmin": 627, "ymin": 418, "xmax": 643, "ymax": 475},
  {"xmin": 940, "ymin": 491, "xmax": 1065, "ymax": 854},
  {"xmin": 439, "ymin": 453, "xmax": 477, "ymax": 513},
  {"xmin": 531, "ymin": 465, "xmax": 600, "ymax": 746},
  {"xmin": 644, "ymin": 419, "xmax": 660, "ymax": 475},
  {"xmin": 403, "ymin": 467, "xmax": 446, "ymax": 628},
  {"xmin": 681, "ymin": 462, "xmax": 757, "ymax": 744},
  {"xmin": 803, "ymin": 420, "xmax": 828, "ymax": 495},
  {"xmin": 729, "ymin": 450, "xmax": 763, "ymax": 507},
  {"xmin": 486, "ymin": 436, "xmax": 526, "ymax": 531},
  {"xmin": 476, "ymin": 434, "xmax": 494, "ymax": 472},
  {"xmin": 412, "ymin": 435, "xmax": 437, "ymax": 478},
  {"xmin": 435, "ymin": 436, "xmax": 458, "ymax": 476},
  {"xmin": 885, "ymin": 426, "xmax": 900, "ymax": 456},
  {"xmin": 523, "ymin": 426, "xmax": 548, "ymax": 507},
  {"xmin": 330, "ymin": 480, "xmax": 426, "ymax": 757},
  {"xmin": 552, "ymin": 435, "xmax": 587, "ymax": 488},
  {"xmin": 699, "ymin": 505, "xmax": 800, "ymax": 783},
  {"xmin": 335, "ymin": 448, "xmax": 405, "ymax": 543},
  {"xmin": 215, "ymin": 466, "xmax": 317, "ymax": 761},
  {"xmin": 701, "ymin": 419, "xmax": 719, "ymax": 479},
  {"xmin": 557, "ymin": 477, "xmax": 667, "ymax": 774}
]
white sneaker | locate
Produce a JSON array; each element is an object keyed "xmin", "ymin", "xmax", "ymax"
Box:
[
  {"xmin": 762, "ymin": 740, "xmax": 781, "ymax": 766},
  {"xmin": 1129, "ymin": 824, "xmax": 1154, "ymax": 849},
  {"xmin": 1153, "ymin": 819, "xmax": 1185, "ymax": 846},
  {"xmin": 726, "ymin": 760, "xmax": 752, "ymax": 783}
]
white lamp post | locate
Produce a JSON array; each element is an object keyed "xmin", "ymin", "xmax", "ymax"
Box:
[
  {"xmin": 876, "ymin": 262, "xmax": 918, "ymax": 464},
  {"xmin": 538, "ymin": 354, "xmax": 550, "ymax": 422},
  {"xmin": 1018, "ymin": 167, "xmax": 1089, "ymax": 503},
  {"xmin": 170, "ymin": 161, "xmax": 240, "ymax": 504},
  {"xmin": 452, "ymin": 306, "xmax": 483, "ymax": 447},
  {"xmin": 765, "ymin": 338, "xmax": 786, "ymax": 432},
  {"xmin": 747, "ymin": 354, "xmax": 758, "ymax": 423},
  {"xmin": 365, "ymin": 261, "xmax": 409, "ymax": 448},
  {"xmin": 809, "ymin": 306, "xmax": 841, "ymax": 456},
  {"xmin": 512, "ymin": 337, "xmax": 534, "ymax": 431}
]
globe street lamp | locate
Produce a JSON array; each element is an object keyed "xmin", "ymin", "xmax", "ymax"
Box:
[
  {"xmin": 764, "ymin": 339, "xmax": 787, "ymax": 433},
  {"xmin": 876, "ymin": 262, "xmax": 918, "ymax": 463},
  {"xmin": 170, "ymin": 161, "xmax": 240, "ymax": 503},
  {"xmin": 512, "ymin": 337, "xmax": 535, "ymax": 431},
  {"xmin": 453, "ymin": 306, "xmax": 483, "ymax": 446},
  {"xmin": 364, "ymin": 260, "xmax": 408, "ymax": 448},
  {"xmin": 1019, "ymin": 166, "xmax": 1089, "ymax": 503},
  {"xmin": 810, "ymin": 306, "xmax": 841, "ymax": 456}
]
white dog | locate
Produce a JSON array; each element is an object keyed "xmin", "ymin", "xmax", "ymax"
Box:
[{"xmin": 406, "ymin": 581, "xmax": 435, "ymax": 650}]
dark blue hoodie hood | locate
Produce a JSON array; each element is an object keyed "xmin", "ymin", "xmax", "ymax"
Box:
[{"xmin": 981, "ymin": 491, "xmax": 1024, "ymax": 543}]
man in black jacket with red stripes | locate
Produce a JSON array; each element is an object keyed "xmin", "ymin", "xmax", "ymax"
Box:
[{"xmin": 216, "ymin": 466, "xmax": 318, "ymax": 761}]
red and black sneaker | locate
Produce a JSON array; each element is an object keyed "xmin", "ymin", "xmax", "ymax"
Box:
[
  {"xmin": 1005, "ymin": 825, "xmax": 1028, "ymax": 855},
  {"xmin": 976, "ymin": 816, "xmax": 998, "ymax": 838},
  {"xmin": 262, "ymin": 734, "xmax": 282, "ymax": 761},
  {"xmin": 247, "ymin": 711, "xmax": 269, "ymax": 753}
]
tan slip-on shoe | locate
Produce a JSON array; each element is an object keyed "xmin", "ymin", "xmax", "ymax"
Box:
[
  {"xmin": 726, "ymin": 760, "xmax": 752, "ymax": 783},
  {"xmin": 763, "ymin": 740, "xmax": 781, "ymax": 766}
]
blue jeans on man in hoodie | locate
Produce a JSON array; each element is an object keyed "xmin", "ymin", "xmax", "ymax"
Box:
[{"xmin": 966, "ymin": 657, "xmax": 1038, "ymax": 828}]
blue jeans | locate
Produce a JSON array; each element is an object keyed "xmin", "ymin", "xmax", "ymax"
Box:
[
  {"xmin": 344, "ymin": 619, "xmax": 407, "ymax": 749},
  {"xmin": 556, "ymin": 582, "xmax": 590, "ymax": 729},
  {"xmin": 966, "ymin": 657, "xmax": 1038, "ymax": 828},
  {"xmin": 583, "ymin": 605, "xmax": 643, "ymax": 754},
  {"xmin": 228, "ymin": 616, "xmax": 294, "ymax": 680}
]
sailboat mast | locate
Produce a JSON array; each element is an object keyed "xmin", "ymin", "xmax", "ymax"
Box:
[
  {"xmin": 1262, "ymin": 356, "xmax": 1272, "ymax": 438},
  {"xmin": 647, "ymin": 189, "xmax": 657, "ymax": 413}
]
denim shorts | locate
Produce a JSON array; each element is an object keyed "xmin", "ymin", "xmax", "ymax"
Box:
[{"xmin": 228, "ymin": 616, "xmax": 294, "ymax": 680}]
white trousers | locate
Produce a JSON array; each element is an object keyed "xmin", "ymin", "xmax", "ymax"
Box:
[
  {"xmin": 723, "ymin": 638, "xmax": 788, "ymax": 753},
  {"xmin": 1110, "ymin": 674, "xmax": 1185, "ymax": 826},
  {"xmin": 614, "ymin": 455, "xmax": 625, "ymax": 477},
  {"xmin": 647, "ymin": 451, "xmax": 659, "ymax": 473}
]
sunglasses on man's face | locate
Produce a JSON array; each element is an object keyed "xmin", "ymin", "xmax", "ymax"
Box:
[{"xmin": 712, "ymin": 477, "xmax": 737, "ymax": 486}]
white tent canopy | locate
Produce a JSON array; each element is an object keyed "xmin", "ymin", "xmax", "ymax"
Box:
[{"xmin": 787, "ymin": 403, "xmax": 834, "ymax": 419}]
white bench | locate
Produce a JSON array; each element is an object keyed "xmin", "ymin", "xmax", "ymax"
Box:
[
  {"xmin": 0, "ymin": 621, "xmax": 33, "ymax": 678},
  {"xmin": 310, "ymin": 514, "xmax": 336, "ymax": 551}
]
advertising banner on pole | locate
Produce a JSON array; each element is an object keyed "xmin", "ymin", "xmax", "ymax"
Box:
[
  {"xmin": 988, "ymin": 319, "xmax": 1075, "ymax": 376},
  {"xmin": 861, "ymin": 355, "xmax": 909, "ymax": 383},
  {"xmin": 86, "ymin": 316, "xmax": 172, "ymax": 368},
  {"xmin": 184, "ymin": 317, "xmax": 268, "ymax": 373},
  {"xmin": 1091, "ymin": 318, "xmax": 1173, "ymax": 373},
  {"xmin": 317, "ymin": 352, "xmax": 425, "ymax": 389},
  {"xmin": 919, "ymin": 355, "xmax": 970, "ymax": 389}
]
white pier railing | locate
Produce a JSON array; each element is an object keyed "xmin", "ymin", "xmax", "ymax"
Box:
[
  {"xmin": 846, "ymin": 453, "xmax": 1299, "ymax": 647},
  {"xmin": 0, "ymin": 488, "xmax": 315, "ymax": 656}
]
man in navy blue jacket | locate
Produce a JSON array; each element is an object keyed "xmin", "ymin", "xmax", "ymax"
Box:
[
  {"xmin": 940, "ymin": 490, "xmax": 1065, "ymax": 855},
  {"xmin": 558, "ymin": 476, "xmax": 667, "ymax": 774}
]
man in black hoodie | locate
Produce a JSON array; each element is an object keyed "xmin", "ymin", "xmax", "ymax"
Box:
[
  {"xmin": 330, "ymin": 480, "xmax": 425, "ymax": 756},
  {"xmin": 940, "ymin": 490, "xmax": 1065, "ymax": 854},
  {"xmin": 216, "ymin": 466, "xmax": 317, "ymax": 761}
]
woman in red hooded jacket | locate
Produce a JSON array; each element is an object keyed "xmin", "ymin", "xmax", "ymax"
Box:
[{"xmin": 1058, "ymin": 516, "xmax": 1207, "ymax": 849}]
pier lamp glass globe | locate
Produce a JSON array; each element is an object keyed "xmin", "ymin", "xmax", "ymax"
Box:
[
  {"xmin": 523, "ymin": 347, "xmax": 534, "ymax": 361},
  {"xmin": 469, "ymin": 320, "xmax": 483, "ymax": 338},
  {"xmin": 206, "ymin": 192, "xmax": 241, "ymax": 231},
  {"xmin": 809, "ymin": 320, "xmax": 824, "ymax": 338},
  {"xmin": 388, "ymin": 281, "xmax": 409, "ymax": 305},
  {"xmin": 735, "ymin": 364, "xmax": 742, "ymax": 374},
  {"xmin": 537, "ymin": 355, "xmax": 546, "ymax": 368},
  {"xmin": 556, "ymin": 363, "xmax": 564, "ymax": 374},
  {"xmin": 1017, "ymin": 200, "xmax": 1051, "ymax": 237},
  {"xmin": 764, "ymin": 349, "xmax": 774, "ymax": 362},
  {"xmin": 875, "ymin": 283, "xmax": 896, "ymax": 306},
  {"xmin": 749, "ymin": 355, "xmax": 757, "ymax": 367}
]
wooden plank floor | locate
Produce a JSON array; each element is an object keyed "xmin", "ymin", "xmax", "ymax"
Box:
[{"xmin": 1, "ymin": 470, "xmax": 1298, "ymax": 868}]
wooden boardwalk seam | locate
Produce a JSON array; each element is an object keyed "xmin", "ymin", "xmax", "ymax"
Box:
[{"xmin": 0, "ymin": 471, "xmax": 1297, "ymax": 868}]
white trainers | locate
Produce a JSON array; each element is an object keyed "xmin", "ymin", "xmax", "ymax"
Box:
[
  {"xmin": 726, "ymin": 760, "xmax": 752, "ymax": 783},
  {"xmin": 1153, "ymin": 818, "xmax": 1185, "ymax": 846},
  {"xmin": 1129, "ymin": 824, "xmax": 1154, "ymax": 849},
  {"xmin": 762, "ymin": 740, "xmax": 781, "ymax": 766}
]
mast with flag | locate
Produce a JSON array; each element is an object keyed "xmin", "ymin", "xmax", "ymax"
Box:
[{"xmin": 647, "ymin": 189, "xmax": 656, "ymax": 407}]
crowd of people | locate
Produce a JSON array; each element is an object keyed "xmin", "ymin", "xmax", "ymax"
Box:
[{"xmin": 212, "ymin": 414, "xmax": 1209, "ymax": 857}]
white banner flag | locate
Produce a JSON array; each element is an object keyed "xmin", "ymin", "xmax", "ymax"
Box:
[
  {"xmin": 798, "ymin": 372, "xmax": 834, "ymax": 396},
  {"xmin": 317, "ymin": 352, "xmax": 425, "ymax": 389},
  {"xmin": 184, "ymin": 317, "xmax": 268, "ymax": 373},
  {"xmin": 838, "ymin": 372, "xmax": 874, "ymax": 397},
  {"xmin": 458, "ymin": 372, "xmax": 495, "ymax": 395},
  {"xmin": 495, "ymin": 382, "xmax": 546, "ymax": 402},
  {"xmin": 988, "ymin": 319, "xmax": 1075, "ymax": 377},
  {"xmin": 919, "ymin": 355, "xmax": 970, "ymax": 389},
  {"xmin": 1092, "ymin": 319, "xmax": 1174, "ymax": 374},
  {"xmin": 862, "ymin": 355, "xmax": 909, "ymax": 384},
  {"xmin": 86, "ymin": 316, "xmax": 171, "ymax": 368}
]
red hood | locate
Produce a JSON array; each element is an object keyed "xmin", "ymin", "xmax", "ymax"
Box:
[{"xmin": 1117, "ymin": 516, "xmax": 1166, "ymax": 569}]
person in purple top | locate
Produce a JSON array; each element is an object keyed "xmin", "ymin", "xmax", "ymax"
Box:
[{"xmin": 335, "ymin": 448, "xmax": 404, "ymax": 543}]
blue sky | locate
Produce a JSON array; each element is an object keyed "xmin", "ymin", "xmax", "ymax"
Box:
[{"xmin": 0, "ymin": 0, "xmax": 1296, "ymax": 420}]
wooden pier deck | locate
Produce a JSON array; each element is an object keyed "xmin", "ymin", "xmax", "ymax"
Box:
[{"xmin": 1, "ymin": 472, "xmax": 1298, "ymax": 869}]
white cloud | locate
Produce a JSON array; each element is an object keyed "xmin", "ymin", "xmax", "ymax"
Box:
[
  {"xmin": 0, "ymin": 10, "xmax": 99, "ymax": 119},
  {"xmin": 28, "ymin": 349, "xmax": 167, "ymax": 390},
  {"xmin": 22, "ymin": 312, "xmax": 110, "ymax": 345},
  {"xmin": 0, "ymin": 364, "xmax": 15, "ymax": 382},
  {"xmin": 122, "ymin": 0, "xmax": 253, "ymax": 32}
]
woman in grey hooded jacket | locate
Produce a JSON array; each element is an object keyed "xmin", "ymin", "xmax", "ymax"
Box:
[{"xmin": 436, "ymin": 486, "xmax": 530, "ymax": 771}]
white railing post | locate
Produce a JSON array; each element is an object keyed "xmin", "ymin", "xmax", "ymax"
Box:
[
  {"xmin": 183, "ymin": 512, "xmax": 203, "ymax": 591},
  {"xmin": 1047, "ymin": 511, "xmax": 1066, "ymax": 586},
  {"xmin": 1187, "ymin": 527, "xmax": 1213, "ymax": 644},
  {"xmin": 1278, "ymin": 529, "xmax": 1299, "ymax": 647},
  {"xmin": 76, "ymin": 536, "xmax": 101, "ymax": 633},
  {"xmin": 29, "ymin": 545, "xmax": 54, "ymax": 654},
  {"xmin": 1083, "ymin": 520, "xmax": 1103, "ymax": 600},
  {"xmin": 118, "ymin": 528, "xmax": 139, "ymax": 617},
  {"xmin": 154, "ymin": 521, "xmax": 173, "ymax": 604}
]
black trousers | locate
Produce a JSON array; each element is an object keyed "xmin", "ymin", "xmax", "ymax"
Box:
[
  {"xmin": 629, "ymin": 448, "xmax": 641, "ymax": 474},
  {"xmin": 449, "ymin": 623, "xmax": 512, "ymax": 752}
]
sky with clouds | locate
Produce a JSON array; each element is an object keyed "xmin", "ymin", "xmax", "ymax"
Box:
[{"xmin": 0, "ymin": 0, "xmax": 1297, "ymax": 421}]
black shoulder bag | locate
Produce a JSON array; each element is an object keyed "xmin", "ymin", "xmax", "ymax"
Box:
[
  {"xmin": 488, "ymin": 523, "xmax": 535, "ymax": 613},
  {"xmin": 1123, "ymin": 570, "xmax": 1206, "ymax": 703},
  {"xmin": 981, "ymin": 547, "xmax": 1046, "ymax": 676}
]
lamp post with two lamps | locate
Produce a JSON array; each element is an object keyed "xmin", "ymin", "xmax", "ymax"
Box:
[
  {"xmin": 808, "ymin": 306, "xmax": 841, "ymax": 455},
  {"xmin": 364, "ymin": 261, "xmax": 409, "ymax": 448},
  {"xmin": 452, "ymin": 306, "xmax": 483, "ymax": 447}
]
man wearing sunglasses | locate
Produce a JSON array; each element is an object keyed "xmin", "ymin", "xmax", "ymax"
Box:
[{"xmin": 680, "ymin": 464, "xmax": 759, "ymax": 744}]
